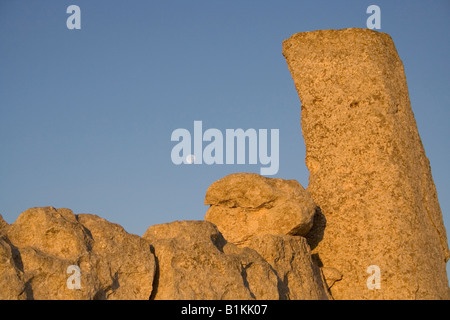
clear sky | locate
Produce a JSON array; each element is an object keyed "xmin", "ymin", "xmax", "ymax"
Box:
[{"xmin": 1, "ymin": 1, "xmax": 449, "ymax": 280}]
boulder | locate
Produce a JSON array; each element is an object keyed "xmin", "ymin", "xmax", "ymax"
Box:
[
  {"xmin": 77, "ymin": 214, "xmax": 156, "ymax": 299},
  {"xmin": 1, "ymin": 207, "xmax": 331, "ymax": 300},
  {"xmin": 143, "ymin": 220, "xmax": 281, "ymax": 300},
  {"xmin": 204, "ymin": 173, "xmax": 316, "ymax": 247},
  {"xmin": 2, "ymin": 207, "xmax": 156, "ymax": 299},
  {"xmin": 247, "ymin": 234, "xmax": 330, "ymax": 300}
]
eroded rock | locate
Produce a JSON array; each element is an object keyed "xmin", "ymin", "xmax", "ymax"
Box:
[
  {"xmin": 143, "ymin": 220, "xmax": 281, "ymax": 300},
  {"xmin": 283, "ymin": 28, "xmax": 449, "ymax": 299},
  {"xmin": 0, "ymin": 236, "xmax": 26, "ymax": 300},
  {"xmin": 204, "ymin": 173, "xmax": 316, "ymax": 247},
  {"xmin": 0, "ymin": 214, "xmax": 8, "ymax": 233},
  {"xmin": 247, "ymin": 234, "xmax": 330, "ymax": 300},
  {"xmin": 77, "ymin": 214, "xmax": 156, "ymax": 300},
  {"xmin": 1, "ymin": 207, "xmax": 156, "ymax": 300},
  {"xmin": 320, "ymin": 267, "xmax": 343, "ymax": 290},
  {"xmin": 1, "ymin": 207, "xmax": 329, "ymax": 300}
]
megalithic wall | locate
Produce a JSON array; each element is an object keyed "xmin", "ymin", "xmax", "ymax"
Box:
[{"xmin": 282, "ymin": 28, "xmax": 449, "ymax": 300}]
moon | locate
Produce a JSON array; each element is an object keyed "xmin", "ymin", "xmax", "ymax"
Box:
[{"xmin": 186, "ymin": 154, "xmax": 195, "ymax": 164}]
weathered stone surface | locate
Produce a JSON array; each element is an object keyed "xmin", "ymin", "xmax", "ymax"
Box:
[
  {"xmin": 143, "ymin": 220, "xmax": 281, "ymax": 300},
  {"xmin": 5, "ymin": 208, "xmax": 99, "ymax": 299},
  {"xmin": 0, "ymin": 236, "xmax": 26, "ymax": 300},
  {"xmin": 0, "ymin": 214, "xmax": 8, "ymax": 233},
  {"xmin": 283, "ymin": 28, "xmax": 449, "ymax": 299},
  {"xmin": 204, "ymin": 173, "xmax": 316, "ymax": 247},
  {"xmin": 2, "ymin": 207, "xmax": 330, "ymax": 300},
  {"xmin": 144, "ymin": 220, "xmax": 329, "ymax": 300},
  {"xmin": 320, "ymin": 267, "xmax": 342, "ymax": 291},
  {"xmin": 77, "ymin": 214, "xmax": 156, "ymax": 300},
  {"xmin": 7, "ymin": 207, "xmax": 92, "ymax": 261},
  {"xmin": 247, "ymin": 234, "xmax": 330, "ymax": 300},
  {"xmin": 2, "ymin": 207, "xmax": 156, "ymax": 300}
]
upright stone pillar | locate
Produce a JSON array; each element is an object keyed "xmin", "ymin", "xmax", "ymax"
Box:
[{"xmin": 283, "ymin": 28, "xmax": 449, "ymax": 299}]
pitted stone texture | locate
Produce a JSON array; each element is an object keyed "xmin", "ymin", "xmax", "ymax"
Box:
[
  {"xmin": 143, "ymin": 220, "xmax": 281, "ymax": 300},
  {"xmin": 204, "ymin": 173, "xmax": 316, "ymax": 247},
  {"xmin": 2, "ymin": 207, "xmax": 156, "ymax": 300},
  {"xmin": 0, "ymin": 236, "xmax": 27, "ymax": 300},
  {"xmin": 77, "ymin": 214, "xmax": 156, "ymax": 300},
  {"xmin": 0, "ymin": 214, "xmax": 8, "ymax": 233},
  {"xmin": 283, "ymin": 28, "xmax": 449, "ymax": 299},
  {"xmin": 247, "ymin": 234, "xmax": 330, "ymax": 300}
]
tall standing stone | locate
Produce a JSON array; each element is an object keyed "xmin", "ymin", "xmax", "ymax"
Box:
[{"xmin": 282, "ymin": 28, "xmax": 449, "ymax": 299}]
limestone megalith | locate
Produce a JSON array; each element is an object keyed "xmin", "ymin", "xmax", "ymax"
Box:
[
  {"xmin": 205, "ymin": 173, "xmax": 316, "ymax": 247},
  {"xmin": 283, "ymin": 28, "xmax": 449, "ymax": 299}
]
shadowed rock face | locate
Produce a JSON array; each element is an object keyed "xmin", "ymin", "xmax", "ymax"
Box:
[
  {"xmin": 283, "ymin": 28, "xmax": 449, "ymax": 299},
  {"xmin": 246, "ymin": 234, "xmax": 330, "ymax": 300},
  {"xmin": 205, "ymin": 173, "xmax": 316, "ymax": 247},
  {"xmin": 0, "ymin": 221, "xmax": 26, "ymax": 300}
]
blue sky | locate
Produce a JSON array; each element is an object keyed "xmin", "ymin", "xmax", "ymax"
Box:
[{"xmin": 1, "ymin": 1, "xmax": 449, "ymax": 278}]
